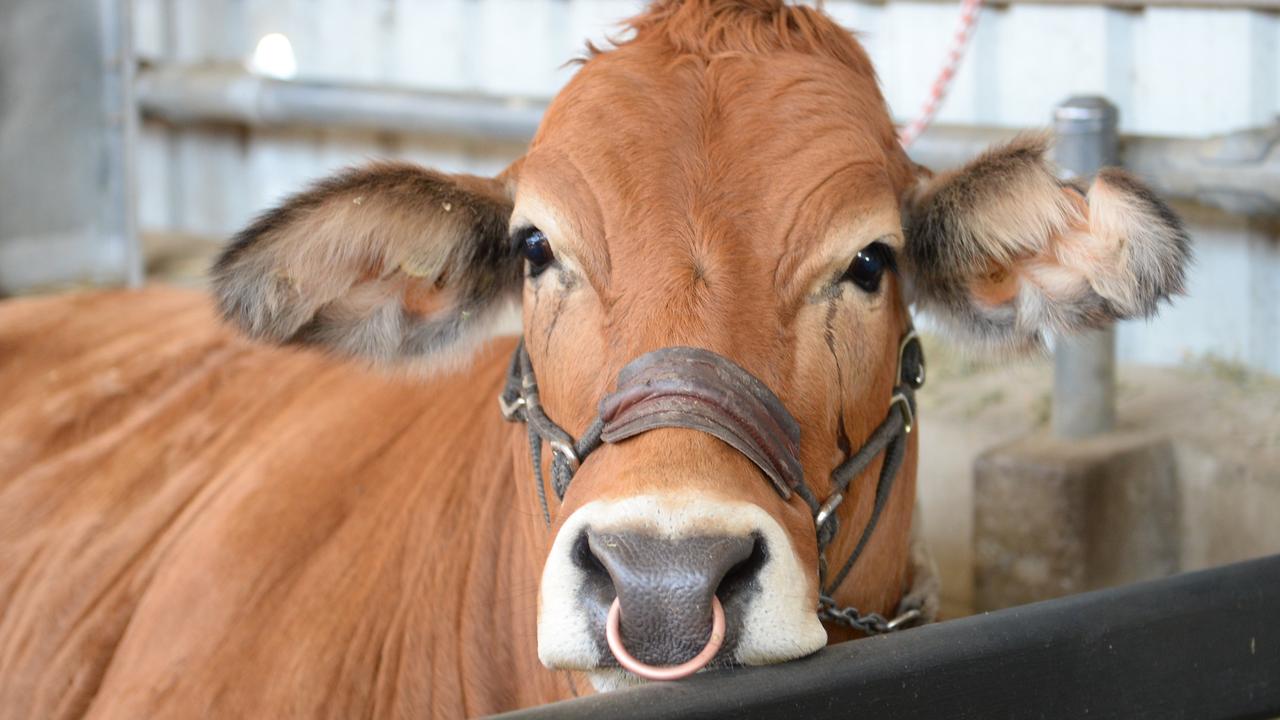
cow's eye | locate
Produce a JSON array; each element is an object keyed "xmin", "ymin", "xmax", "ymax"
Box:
[
  {"xmin": 517, "ymin": 228, "xmax": 555, "ymax": 277},
  {"xmin": 842, "ymin": 242, "xmax": 895, "ymax": 293}
]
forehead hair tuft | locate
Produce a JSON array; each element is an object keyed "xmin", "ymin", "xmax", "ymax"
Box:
[{"xmin": 583, "ymin": 0, "xmax": 877, "ymax": 83}]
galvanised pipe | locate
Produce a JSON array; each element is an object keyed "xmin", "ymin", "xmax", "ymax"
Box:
[
  {"xmin": 1051, "ymin": 96, "xmax": 1119, "ymax": 439},
  {"xmin": 135, "ymin": 66, "xmax": 1280, "ymax": 218}
]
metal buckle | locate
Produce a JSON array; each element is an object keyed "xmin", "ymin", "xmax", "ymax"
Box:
[
  {"xmin": 897, "ymin": 329, "xmax": 926, "ymax": 390},
  {"xmin": 814, "ymin": 491, "xmax": 845, "ymax": 531},
  {"xmin": 498, "ymin": 394, "xmax": 526, "ymax": 421},
  {"xmin": 885, "ymin": 607, "xmax": 922, "ymax": 631},
  {"xmin": 890, "ymin": 392, "xmax": 914, "ymax": 434},
  {"xmin": 549, "ymin": 439, "xmax": 581, "ymax": 472}
]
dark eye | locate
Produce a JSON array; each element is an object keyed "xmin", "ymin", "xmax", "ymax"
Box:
[
  {"xmin": 517, "ymin": 228, "xmax": 555, "ymax": 277},
  {"xmin": 841, "ymin": 242, "xmax": 895, "ymax": 293}
]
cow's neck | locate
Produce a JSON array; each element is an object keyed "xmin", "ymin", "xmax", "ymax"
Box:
[{"xmin": 444, "ymin": 337, "xmax": 581, "ymax": 714}]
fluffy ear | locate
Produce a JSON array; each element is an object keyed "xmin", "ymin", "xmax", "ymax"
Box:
[
  {"xmin": 212, "ymin": 162, "xmax": 520, "ymax": 367},
  {"xmin": 902, "ymin": 135, "xmax": 1191, "ymax": 353}
]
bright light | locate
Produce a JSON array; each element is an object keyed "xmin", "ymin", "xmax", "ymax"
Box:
[{"xmin": 248, "ymin": 33, "xmax": 298, "ymax": 80}]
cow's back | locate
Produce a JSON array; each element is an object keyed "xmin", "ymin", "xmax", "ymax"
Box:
[{"xmin": 0, "ymin": 287, "xmax": 536, "ymax": 718}]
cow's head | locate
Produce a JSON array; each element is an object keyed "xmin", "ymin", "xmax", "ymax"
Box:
[{"xmin": 212, "ymin": 0, "xmax": 1189, "ymax": 692}]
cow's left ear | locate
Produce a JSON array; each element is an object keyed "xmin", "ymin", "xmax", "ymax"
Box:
[
  {"xmin": 212, "ymin": 162, "xmax": 520, "ymax": 369},
  {"xmin": 902, "ymin": 135, "xmax": 1191, "ymax": 353}
]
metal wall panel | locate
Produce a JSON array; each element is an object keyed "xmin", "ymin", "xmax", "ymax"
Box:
[
  {"xmin": 130, "ymin": 0, "xmax": 1280, "ymax": 373},
  {"xmin": 1, "ymin": 0, "xmax": 141, "ymax": 293}
]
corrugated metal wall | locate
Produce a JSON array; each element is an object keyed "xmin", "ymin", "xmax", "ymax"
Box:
[{"xmin": 131, "ymin": 0, "xmax": 1280, "ymax": 373}]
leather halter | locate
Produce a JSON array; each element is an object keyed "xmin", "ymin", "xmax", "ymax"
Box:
[{"xmin": 499, "ymin": 330, "xmax": 927, "ymax": 633}]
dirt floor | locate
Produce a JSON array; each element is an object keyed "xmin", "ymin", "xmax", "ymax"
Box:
[{"xmin": 916, "ymin": 335, "xmax": 1280, "ymax": 618}]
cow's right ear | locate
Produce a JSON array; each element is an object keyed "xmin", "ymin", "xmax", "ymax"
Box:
[{"xmin": 212, "ymin": 162, "xmax": 521, "ymax": 370}]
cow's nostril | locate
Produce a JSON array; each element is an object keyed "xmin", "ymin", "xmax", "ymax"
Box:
[
  {"xmin": 573, "ymin": 531, "xmax": 615, "ymax": 604},
  {"xmin": 717, "ymin": 532, "xmax": 767, "ymax": 602},
  {"xmin": 572, "ymin": 531, "xmax": 606, "ymax": 574}
]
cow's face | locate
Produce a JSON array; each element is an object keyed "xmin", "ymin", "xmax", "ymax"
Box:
[
  {"xmin": 212, "ymin": 0, "xmax": 1188, "ymax": 692},
  {"xmin": 515, "ymin": 28, "xmax": 917, "ymax": 689}
]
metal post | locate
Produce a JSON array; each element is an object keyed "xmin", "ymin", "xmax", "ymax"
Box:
[{"xmin": 1051, "ymin": 97, "xmax": 1118, "ymax": 439}]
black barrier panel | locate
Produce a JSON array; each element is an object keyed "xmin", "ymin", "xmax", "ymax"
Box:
[{"xmin": 493, "ymin": 554, "xmax": 1280, "ymax": 720}]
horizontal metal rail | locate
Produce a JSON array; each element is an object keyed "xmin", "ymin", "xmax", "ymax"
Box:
[
  {"xmin": 136, "ymin": 66, "xmax": 1280, "ymax": 217},
  {"xmin": 492, "ymin": 553, "xmax": 1280, "ymax": 720},
  {"xmin": 135, "ymin": 65, "xmax": 547, "ymax": 144},
  {"xmin": 901, "ymin": 123, "xmax": 1280, "ymax": 218}
]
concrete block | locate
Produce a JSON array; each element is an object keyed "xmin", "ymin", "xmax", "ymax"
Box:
[
  {"xmin": 1175, "ymin": 443, "xmax": 1280, "ymax": 573},
  {"xmin": 973, "ymin": 432, "xmax": 1179, "ymax": 611}
]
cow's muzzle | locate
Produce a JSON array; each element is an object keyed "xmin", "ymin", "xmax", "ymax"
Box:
[{"xmin": 581, "ymin": 530, "xmax": 762, "ymax": 670}]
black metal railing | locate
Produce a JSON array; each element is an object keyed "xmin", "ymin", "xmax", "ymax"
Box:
[{"xmin": 493, "ymin": 553, "xmax": 1280, "ymax": 720}]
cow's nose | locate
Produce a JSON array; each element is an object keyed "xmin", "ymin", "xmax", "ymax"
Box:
[{"xmin": 583, "ymin": 529, "xmax": 761, "ymax": 667}]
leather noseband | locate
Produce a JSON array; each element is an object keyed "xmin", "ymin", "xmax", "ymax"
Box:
[{"xmin": 600, "ymin": 347, "xmax": 805, "ymax": 502}]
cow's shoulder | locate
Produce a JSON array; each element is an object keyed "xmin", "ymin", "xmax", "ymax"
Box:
[{"xmin": 0, "ymin": 287, "xmax": 517, "ymax": 718}]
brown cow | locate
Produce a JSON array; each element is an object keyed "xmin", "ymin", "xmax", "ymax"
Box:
[{"xmin": 0, "ymin": 0, "xmax": 1189, "ymax": 717}]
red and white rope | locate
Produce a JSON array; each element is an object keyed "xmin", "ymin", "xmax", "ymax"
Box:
[{"xmin": 897, "ymin": 0, "xmax": 984, "ymax": 148}]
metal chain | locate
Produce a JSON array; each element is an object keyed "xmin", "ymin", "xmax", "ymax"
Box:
[{"xmin": 818, "ymin": 594, "xmax": 922, "ymax": 635}]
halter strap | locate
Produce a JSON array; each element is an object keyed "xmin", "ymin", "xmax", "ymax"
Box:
[
  {"xmin": 815, "ymin": 330, "xmax": 923, "ymax": 595},
  {"xmin": 500, "ymin": 330, "xmax": 926, "ymax": 632}
]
